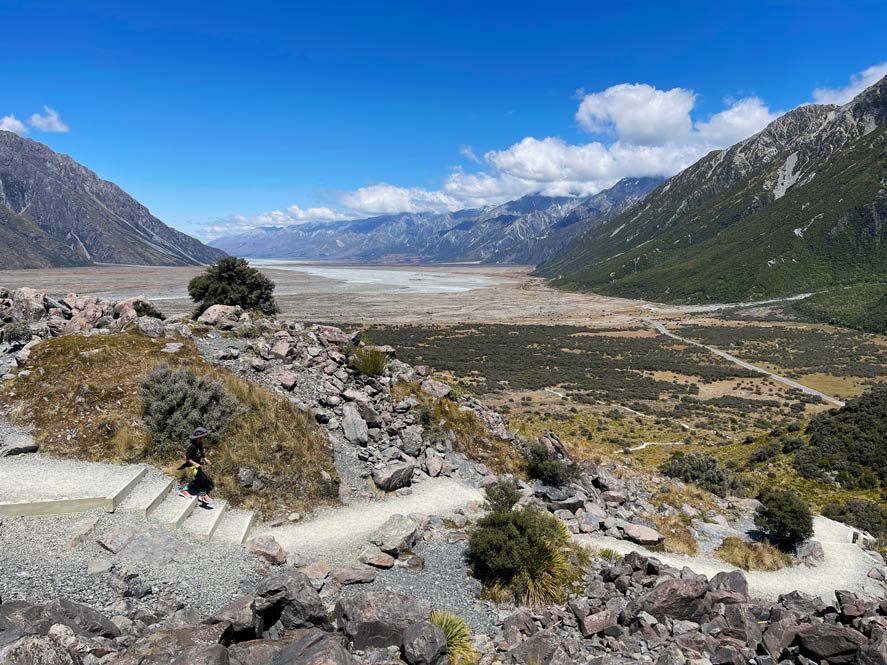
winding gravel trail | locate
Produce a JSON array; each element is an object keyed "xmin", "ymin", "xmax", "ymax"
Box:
[
  {"xmin": 256, "ymin": 477, "xmax": 484, "ymax": 565},
  {"xmin": 642, "ymin": 317, "xmax": 845, "ymax": 407},
  {"xmin": 576, "ymin": 516, "xmax": 882, "ymax": 601}
]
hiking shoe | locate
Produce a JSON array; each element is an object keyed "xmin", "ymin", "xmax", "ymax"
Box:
[
  {"xmin": 200, "ymin": 495, "xmax": 214, "ymax": 504},
  {"xmin": 178, "ymin": 489, "xmax": 192, "ymax": 498}
]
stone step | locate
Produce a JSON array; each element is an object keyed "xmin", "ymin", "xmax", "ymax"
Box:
[
  {"xmin": 213, "ymin": 508, "xmax": 257, "ymax": 545},
  {"xmin": 182, "ymin": 499, "xmax": 228, "ymax": 542},
  {"xmin": 119, "ymin": 476, "xmax": 174, "ymax": 517},
  {"xmin": 151, "ymin": 490, "xmax": 198, "ymax": 529}
]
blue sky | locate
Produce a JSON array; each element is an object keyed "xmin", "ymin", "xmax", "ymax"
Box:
[{"xmin": 2, "ymin": 0, "xmax": 886, "ymax": 239}]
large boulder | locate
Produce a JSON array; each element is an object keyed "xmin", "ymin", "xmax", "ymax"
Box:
[
  {"xmin": 197, "ymin": 305, "xmax": 243, "ymax": 329},
  {"xmin": 509, "ymin": 630, "xmax": 573, "ymax": 665},
  {"xmin": 341, "ymin": 403, "xmax": 369, "ymax": 445},
  {"xmin": 10, "ymin": 288, "xmax": 46, "ymax": 323},
  {"xmin": 253, "ymin": 570, "xmax": 332, "ymax": 631},
  {"xmin": 268, "ymin": 630, "xmax": 356, "ymax": 665},
  {"xmin": 135, "ymin": 316, "xmax": 164, "ymax": 338},
  {"xmin": 0, "ymin": 634, "xmax": 81, "ymax": 665},
  {"xmin": 244, "ymin": 535, "xmax": 287, "ymax": 565},
  {"xmin": 43, "ymin": 598, "xmax": 120, "ymax": 639},
  {"xmin": 796, "ymin": 623, "xmax": 868, "ymax": 664},
  {"xmin": 420, "ymin": 379, "xmax": 450, "ymax": 399},
  {"xmin": 371, "ymin": 514, "xmax": 422, "ymax": 556},
  {"xmin": 99, "ymin": 624, "xmax": 230, "ymax": 665},
  {"xmin": 373, "ymin": 462, "xmax": 415, "ymax": 492},
  {"xmin": 334, "ymin": 592, "xmax": 432, "ymax": 650},
  {"xmin": 622, "ymin": 522, "xmax": 664, "ymax": 546},
  {"xmin": 638, "ymin": 578, "xmax": 712, "ymax": 623},
  {"xmin": 401, "ymin": 621, "xmax": 448, "ymax": 665},
  {"xmin": 170, "ymin": 644, "xmax": 229, "ymax": 665},
  {"xmin": 859, "ymin": 635, "xmax": 887, "ymax": 665},
  {"xmin": 204, "ymin": 596, "xmax": 261, "ymax": 642}
]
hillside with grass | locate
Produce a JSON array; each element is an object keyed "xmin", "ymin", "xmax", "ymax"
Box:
[
  {"xmin": 793, "ymin": 284, "xmax": 887, "ymax": 334},
  {"xmin": 537, "ymin": 75, "xmax": 887, "ymax": 303}
]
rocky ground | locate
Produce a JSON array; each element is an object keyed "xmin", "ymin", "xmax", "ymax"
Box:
[{"xmin": 3, "ymin": 286, "xmax": 887, "ymax": 664}]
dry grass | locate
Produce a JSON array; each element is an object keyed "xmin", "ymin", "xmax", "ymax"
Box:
[
  {"xmin": 716, "ymin": 536, "xmax": 794, "ymax": 571},
  {"xmin": 1, "ymin": 331, "xmax": 338, "ymax": 517},
  {"xmin": 651, "ymin": 484, "xmax": 719, "ymax": 515},
  {"xmin": 651, "ymin": 514, "xmax": 699, "ymax": 556}
]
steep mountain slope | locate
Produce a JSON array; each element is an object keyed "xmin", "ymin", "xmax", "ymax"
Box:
[
  {"xmin": 538, "ymin": 76, "xmax": 887, "ymax": 303},
  {"xmin": 0, "ymin": 131, "xmax": 226, "ymax": 269},
  {"xmin": 211, "ymin": 177, "xmax": 661, "ymax": 263}
]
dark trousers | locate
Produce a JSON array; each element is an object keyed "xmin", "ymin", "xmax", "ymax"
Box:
[{"xmin": 188, "ymin": 468, "xmax": 213, "ymax": 495}]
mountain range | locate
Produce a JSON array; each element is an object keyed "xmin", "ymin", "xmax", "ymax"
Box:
[
  {"xmin": 0, "ymin": 131, "xmax": 226, "ymax": 269},
  {"xmin": 210, "ymin": 177, "xmax": 662, "ymax": 264},
  {"xmin": 537, "ymin": 75, "xmax": 887, "ymax": 303}
]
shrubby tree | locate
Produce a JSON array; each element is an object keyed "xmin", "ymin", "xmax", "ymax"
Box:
[
  {"xmin": 140, "ymin": 364, "xmax": 242, "ymax": 456},
  {"xmin": 660, "ymin": 452, "xmax": 744, "ymax": 497},
  {"xmin": 484, "ymin": 478, "xmax": 522, "ymax": 513},
  {"xmin": 754, "ymin": 489, "xmax": 813, "ymax": 552},
  {"xmin": 525, "ymin": 441, "xmax": 578, "ymax": 487},
  {"xmin": 188, "ymin": 257, "xmax": 279, "ymax": 317}
]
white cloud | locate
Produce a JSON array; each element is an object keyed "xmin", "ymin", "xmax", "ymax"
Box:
[
  {"xmin": 576, "ymin": 83, "xmax": 697, "ymax": 145},
  {"xmin": 340, "ymin": 184, "xmax": 461, "ymax": 215},
  {"xmin": 695, "ymin": 96, "xmax": 780, "ymax": 145},
  {"xmin": 0, "ymin": 115, "xmax": 28, "ymax": 135},
  {"xmin": 813, "ymin": 62, "xmax": 887, "ymax": 105},
  {"xmin": 459, "ymin": 145, "xmax": 482, "ymax": 164},
  {"xmin": 28, "ymin": 106, "xmax": 69, "ymax": 132}
]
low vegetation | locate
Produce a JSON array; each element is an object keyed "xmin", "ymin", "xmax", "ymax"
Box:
[
  {"xmin": 1, "ymin": 332, "xmax": 337, "ymax": 516},
  {"xmin": 1, "ymin": 321, "xmax": 32, "ymax": 345},
  {"xmin": 428, "ymin": 611, "xmax": 478, "ymax": 665},
  {"xmin": 349, "ymin": 347, "xmax": 389, "ymax": 377},
  {"xmin": 822, "ymin": 500, "xmax": 887, "ymax": 546},
  {"xmin": 468, "ymin": 482, "xmax": 586, "ymax": 605},
  {"xmin": 524, "ymin": 441, "xmax": 577, "ymax": 487},
  {"xmin": 188, "ymin": 256, "xmax": 279, "ymax": 317},
  {"xmin": 659, "ymin": 453, "xmax": 746, "ymax": 498},
  {"xmin": 651, "ymin": 514, "xmax": 699, "ymax": 556},
  {"xmin": 754, "ymin": 489, "xmax": 813, "ymax": 553},
  {"xmin": 793, "ymin": 284, "xmax": 887, "ymax": 335},
  {"xmin": 716, "ymin": 537, "xmax": 794, "ymax": 571}
]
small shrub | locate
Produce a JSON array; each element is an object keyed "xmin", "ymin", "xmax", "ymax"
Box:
[
  {"xmin": 350, "ymin": 347, "xmax": 389, "ymax": 376},
  {"xmin": 823, "ymin": 500, "xmax": 887, "ymax": 542},
  {"xmin": 468, "ymin": 505, "xmax": 580, "ymax": 605},
  {"xmin": 717, "ymin": 537, "xmax": 793, "ymax": 571},
  {"xmin": 429, "ymin": 611, "xmax": 478, "ymax": 665},
  {"xmin": 140, "ymin": 364, "xmax": 242, "ymax": 457},
  {"xmin": 781, "ymin": 437, "xmax": 804, "ymax": 454},
  {"xmin": 748, "ymin": 442, "xmax": 780, "ymax": 466},
  {"xmin": 484, "ymin": 478, "xmax": 521, "ymax": 513},
  {"xmin": 754, "ymin": 489, "xmax": 813, "ymax": 553},
  {"xmin": 660, "ymin": 453, "xmax": 744, "ymax": 497},
  {"xmin": 133, "ymin": 301, "xmax": 165, "ymax": 320},
  {"xmin": 188, "ymin": 256, "xmax": 279, "ymax": 317},
  {"xmin": 525, "ymin": 441, "xmax": 578, "ymax": 487},
  {"xmin": 1, "ymin": 322, "xmax": 32, "ymax": 345}
]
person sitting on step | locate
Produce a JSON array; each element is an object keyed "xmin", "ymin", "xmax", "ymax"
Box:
[{"xmin": 178, "ymin": 427, "xmax": 215, "ymax": 505}]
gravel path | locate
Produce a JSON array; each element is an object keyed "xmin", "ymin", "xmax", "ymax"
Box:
[
  {"xmin": 642, "ymin": 317, "xmax": 845, "ymax": 407},
  {"xmin": 0, "ymin": 454, "xmax": 147, "ymax": 503},
  {"xmin": 259, "ymin": 477, "xmax": 484, "ymax": 565},
  {"xmin": 576, "ymin": 516, "xmax": 884, "ymax": 602}
]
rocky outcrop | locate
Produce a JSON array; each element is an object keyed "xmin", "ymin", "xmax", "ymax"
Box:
[{"xmin": 334, "ymin": 591, "xmax": 432, "ymax": 650}]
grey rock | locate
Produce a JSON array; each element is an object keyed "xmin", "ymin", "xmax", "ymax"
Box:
[
  {"xmin": 253, "ymin": 570, "xmax": 332, "ymax": 631},
  {"xmin": 341, "ymin": 403, "xmax": 369, "ymax": 445},
  {"xmin": 401, "ymin": 621, "xmax": 448, "ymax": 665},
  {"xmin": 0, "ymin": 433, "xmax": 38, "ymax": 457},
  {"xmin": 244, "ymin": 535, "xmax": 287, "ymax": 565},
  {"xmin": 373, "ymin": 462, "xmax": 415, "ymax": 492},
  {"xmin": 371, "ymin": 514, "xmax": 421, "ymax": 555},
  {"xmin": 334, "ymin": 591, "xmax": 432, "ymax": 650}
]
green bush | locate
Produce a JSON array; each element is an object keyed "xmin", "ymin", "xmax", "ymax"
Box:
[
  {"xmin": 140, "ymin": 364, "xmax": 242, "ymax": 457},
  {"xmin": 525, "ymin": 441, "xmax": 577, "ymax": 487},
  {"xmin": 188, "ymin": 257, "xmax": 279, "ymax": 317},
  {"xmin": 484, "ymin": 478, "xmax": 521, "ymax": 513},
  {"xmin": 823, "ymin": 500, "xmax": 887, "ymax": 542},
  {"xmin": 133, "ymin": 300, "xmax": 165, "ymax": 320},
  {"xmin": 350, "ymin": 347, "xmax": 389, "ymax": 376},
  {"xmin": 429, "ymin": 611, "xmax": 477, "ymax": 665},
  {"xmin": 468, "ymin": 504, "xmax": 579, "ymax": 605},
  {"xmin": 754, "ymin": 489, "xmax": 813, "ymax": 552},
  {"xmin": 1, "ymin": 322, "xmax": 32, "ymax": 345},
  {"xmin": 660, "ymin": 453, "xmax": 744, "ymax": 497}
]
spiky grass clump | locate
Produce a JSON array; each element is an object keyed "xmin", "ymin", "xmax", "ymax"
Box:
[
  {"xmin": 429, "ymin": 611, "xmax": 478, "ymax": 665},
  {"xmin": 350, "ymin": 347, "xmax": 389, "ymax": 376},
  {"xmin": 651, "ymin": 514, "xmax": 700, "ymax": 556},
  {"xmin": 716, "ymin": 536, "xmax": 794, "ymax": 571}
]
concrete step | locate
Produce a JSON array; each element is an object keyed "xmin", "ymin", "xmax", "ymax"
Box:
[
  {"xmin": 119, "ymin": 476, "xmax": 174, "ymax": 517},
  {"xmin": 182, "ymin": 499, "xmax": 228, "ymax": 542},
  {"xmin": 151, "ymin": 490, "xmax": 198, "ymax": 529},
  {"xmin": 213, "ymin": 508, "xmax": 257, "ymax": 545}
]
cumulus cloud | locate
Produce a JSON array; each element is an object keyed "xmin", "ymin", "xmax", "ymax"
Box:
[
  {"xmin": 340, "ymin": 184, "xmax": 461, "ymax": 215},
  {"xmin": 813, "ymin": 62, "xmax": 887, "ymax": 105},
  {"xmin": 695, "ymin": 96, "xmax": 780, "ymax": 145},
  {"xmin": 28, "ymin": 106, "xmax": 69, "ymax": 132},
  {"xmin": 0, "ymin": 115, "xmax": 28, "ymax": 135}
]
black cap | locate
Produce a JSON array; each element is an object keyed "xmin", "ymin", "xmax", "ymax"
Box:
[{"xmin": 189, "ymin": 427, "xmax": 210, "ymax": 440}]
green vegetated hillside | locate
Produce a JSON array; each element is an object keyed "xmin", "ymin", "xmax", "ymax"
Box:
[
  {"xmin": 792, "ymin": 284, "xmax": 887, "ymax": 335},
  {"xmin": 538, "ymin": 76, "xmax": 887, "ymax": 303}
]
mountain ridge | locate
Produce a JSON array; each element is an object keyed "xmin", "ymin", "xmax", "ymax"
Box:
[{"xmin": 0, "ymin": 131, "xmax": 226, "ymax": 269}]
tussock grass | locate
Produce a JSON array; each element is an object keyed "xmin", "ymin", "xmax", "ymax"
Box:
[
  {"xmin": 349, "ymin": 347, "xmax": 389, "ymax": 376},
  {"xmin": 651, "ymin": 514, "xmax": 699, "ymax": 556},
  {"xmin": 2, "ymin": 331, "xmax": 337, "ymax": 516},
  {"xmin": 429, "ymin": 612, "xmax": 478, "ymax": 665},
  {"xmin": 716, "ymin": 536, "xmax": 793, "ymax": 571}
]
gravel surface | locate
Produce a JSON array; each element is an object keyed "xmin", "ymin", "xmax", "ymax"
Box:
[
  {"xmin": 336, "ymin": 532, "xmax": 500, "ymax": 636},
  {"xmin": 0, "ymin": 454, "xmax": 146, "ymax": 503},
  {"xmin": 576, "ymin": 515, "xmax": 886, "ymax": 602},
  {"xmin": 0, "ymin": 508, "xmax": 261, "ymax": 615}
]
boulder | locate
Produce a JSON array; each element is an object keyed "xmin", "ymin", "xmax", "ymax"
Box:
[
  {"xmin": 579, "ymin": 609, "xmax": 618, "ymax": 638},
  {"xmin": 331, "ymin": 565, "xmax": 377, "ymax": 586},
  {"xmin": 43, "ymin": 598, "xmax": 120, "ymax": 638},
  {"xmin": 373, "ymin": 462, "xmax": 415, "ymax": 492},
  {"xmin": 762, "ymin": 618, "xmax": 800, "ymax": 658},
  {"xmin": 0, "ymin": 433, "xmax": 38, "ymax": 457},
  {"xmin": 135, "ymin": 316, "xmax": 164, "ymax": 338},
  {"xmin": 638, "ymin": 578, "xmax": 711, "ymax": 623},
  {"xmin": 244, "ymin": 535, "xmax": 287, "ymax": 565},
  {"xmin": 796, "ymin": 623, "xmax": 868, "ymax": 664},
  {"xmin": 622, "ymin": 522, "xmax": 664, "ymax": 545},
  {"xmin": 509, "ymin": 630, "xmax": 572, "ymax": 665},
  {"xmin": 334, "ymin": 591, "xmax": 432, "ymax": 650},
  {"xmin": 10, "ymin": 288, "xmax": 46, "ymax": 323},
  {"xmin": 709, "ymin": 570, "xmax": 749, "ymax": 599},
  {"xmin": 371, "ymin": 514, "xmax": 422, "ymax": 555},
  {"xmin": 269, "ymin": 629, "xmax": 356, "ymax": 665},
  {"xmin": 0, "ymin": 634, "xmax": 80, "ymax": 665},
  {"xmin": 401, "ymin": 621, "xmax": 448, "ymax": 665},
  {"xmin": 420, "ymin": 379, "xmax": 450, "ymax": 399},
  {"xmin": 271, "ymin": 370, "xmax": 298, "ymax": 391},
  {"xmin": 358, "ymin": 545, "xmax": 396, "ymax": 569},
  {"xmin": 859, "ymin": 635, "xmax": 887, "ymax": 665},
  {"xmin": 170, "ymin": 644, "xmax": 230, "ymax": 665},
  {"xmin": 204, "ymin": 595, "xmax": 261, "ymax": 642},
  {"xmin": 341, "ymin": 403, "xmax": 369, "ymax": 445},
  {"xmin": 197, "ymin": 305, "xmax": 243, "ymax": 329},
  {"xmin": 796, "ymin": 540, "xmax": 825, "ymax": 564},
  {"xmin": 399, "ymin": 425, "xmax": 425, "ymax": 457},
  {"xmin": 269, "ymin": 339, "xmax": 294, "ymax": 360},
  {"xmin": 96, "ymin": 526, "xmax": 142, "ymax": 554},
  {"xmin": 253, "ymin": 570, "xmax": 332, "ymax": 631}
]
